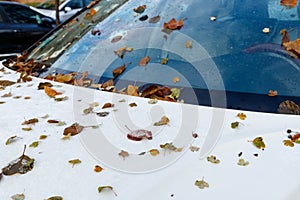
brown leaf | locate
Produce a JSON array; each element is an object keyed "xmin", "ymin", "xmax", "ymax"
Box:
[
  {"xmin": 47, "ymin": 119, "xmax": 60, "ymax": 123},
  {"xmin": 149, "ymin": 15, "xmax": 160, "ymax": 23},
  {"xmin": 22, "ymin": 118, "xmax": 38, "ymax": 125},
  {"xmin": 153, "ymin": 116, "xmax": 170, "ymax": 126},
  {"xmin": 138, "ymin": 56, "xmax": 150, "ymax": 67},
  {"xmin": 0, "ymin": 80, "xmax": 15, "ymax": 87},
  {"xmin": 111, "ymin": 35, "xmax": 122, "ymax": 43},
  {"xmin": 126, "ymin": 127, "xmax": 152, "ymax": 141},
  {"xmin": 101, "ymin": 79, "xmax": 114, "ymax": 90},
  {"xmin": 140, "ymin": 84, "xmax": 160, "ymax": 97},
  {"xmin": 102, "ymin": 102, "xmax": 114, "ymax": 109},
  {"xmin": 149, "ymin": 149, "xmax": 160, "ymax": 156},
  {"xmin": 133, "ymin": 5, "xmax": 146, "ymax": 13},
  {"xmin": 44, "ymin": 86, "xmax": 62, "ymax": 97},
  {"xmin": 118, "ymin": 150, "xmax": 129, "ymax": 159},
  {"xmin": 94, "ymin": 165, "xmax": 103, "ymax": 172},
  {"xmin": 278, "ymin": 100, "xmax": 300, "ymax": 115},
  {"xmin": 268, "ymin": 90, "xmax": 278, "ymax": 97},
  {"xmin": 114, "ymin": 45, "xmax": 127, "ymax": 59},
  {"xmin": 91, "ymin": 29, "xmax": 101, "ymax": 36},
  {"xmin": 127, "ymin": 84, "xmax": 139, "ymax": 96},
  {"xmin": 163, "ymin": 18, "xmax": 183, "ymax": 30},
  {"xmin": 280, "ymin": 0, "xmax": 297, "ymax": 8},
  {"xmin": 63, "ymin": 123, "xmax": 84, "ymax": 136},
  {"xmin": 74, "ymin": 71, "xmax": 89, "ymax": 86},
  {"xmin": 173, "ymin": 77, "xmax": 180, "ymax": 83},
  {"xmin": 55, "ymin": 73, "xmax": 74, "ymax": 83},
  {"xmin": 112, "ymin": 64, "xmax": 126, "ymax": 79},
  {"xmin": 1, "ymin": 91, "xmax": 12, "ymax": 97}
]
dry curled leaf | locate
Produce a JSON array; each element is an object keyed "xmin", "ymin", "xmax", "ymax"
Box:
[
  {"xmin": 133, "ymin": 5, "xmax": 146, "ymax": 13},
  {"xmin": 98, "ymin": 186, "xmax": 117, "ymax": 196},
  {"xmin": 63, "ymin": 123, "xmax": 84, "ymax": 136},
  {"xmin": 149, "ymin": 149, "xmax": 160, "ymax": 156},
  {"xmin": 38, "ymin": 82, "xmax": 53, "ymax": 90},
  {"xmin": 68, "ymin": 159, "xmax": 81, "ymax": 167},
  {"xmin": 114, "ymin": 45, "xmax": 127, "ymax": 59},
  {"xmin": 237, "ymin": 113, "xmax": 247, "ymax": 120},
  {"xmin": 102, "ymin": 102, "xmax": 114, "ymax": 109},
  {"xmin": 280, "ymin": 0, "xmax": 297, "ymax": 8},
  {"xmin": 22, "ymin": 118, "xmax": 38, "ymax": 125},
  {"xmin": 111, "ymin": 35, "xmax": 122, "ymax": 43},
  {"xmin": 0, "ymin": 80, "xmax": 15, "ymax": 87},
  {"xmin": 11, "ymin": 193, "xmax": 25, "ymax": 200},
  {"xmin": 138, "ymin": 56, "xmax": 150, "ymax": 67},
  {"xmin": 160, "ymin": 143, "xmax": 182, "ymax": 152},
  {"xmin": 127, "ymin": 85, "xmax": 139, "ymax": 96},
  {"xmin": 1, "ymin": 91, "xmax": 12, "ymax": 97},
  {"xmin": 207, "ymin": 155, "xmax": 220, "ymax": 164},
  {"xmin": 195, "ymin": 177, "xmax": 209, "ymax": 189},
  {"xmin": 237, "ymin": 158, "xmax": 249, "ymax": 166},
  {"xmin": 129, "ymin": 102, "xmax": 137, "ymax": 107},
  {"xmin": 173, "ymin": 77, "xmax": 180, "ymax": 83},
  {"xmin": 94, "ymin": 165, "xmax": 103, "ymax": 173},
  {"xmin": 5, "ymin": 135, "xmax": 21, "ymax": 145},
  {"xmin": 39, "ymin": 135, "xmax": 48, "ymax": 140},
  {"xmin": 268, "ymin": 90, "xmax": 278, "ymax": 97},
  {"xmin": 2, "ymin": 145, "xmax": 34, "ymax": 175},
  {"xmin": 149, "ymin": 15, "xmax": 160, "ymax": 23},
  {"xmin": 29, "ymin": 141, "xmax": 39, "ymax": 148},
  {"xmin": 118, "ymin": 150, "xmax": 129, "ymax": 160},
  {"xmin": 112, "ymin": 64, "xmax": 126, "ymax": 79},
  {"xmin": 126, "ymin": 126, "xmax": 152, "ymax": 141},
  {"xmin": 283, "ymin": 139, "xmax": 294, "ymax": 147},
  {"xmin": 189, "ymin": 146, "xmax": 200, "ymax": 152},
  {"xmin": 44, "ymin": 86, "xmax": 62, "ymax": 97},
  {"xmin": 153, "ymin": 116, "xmax": 170, "ymax": 126},
  {"xmin": 163, "ymin": 18, "xmax": 183, "ymax": 30}
]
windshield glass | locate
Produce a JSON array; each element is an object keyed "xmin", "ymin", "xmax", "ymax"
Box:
[
  {"xmin": 5, "ymin": 0, "xmax": 300, "ymax": 114},
  {"xmin": 36, "ymin": 0, "xmax": 67, "ymax": 9}
]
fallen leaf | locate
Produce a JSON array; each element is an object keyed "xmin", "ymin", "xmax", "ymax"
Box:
[
  {"xmin": 148, "ymin": 99, "xmax": 158, "ymax": 104},
  {"xmin": 231, "ymin": 121, "xmax": 240, "ymax": 129},
  {"xmin": 111, "ymin": 35, "xmax": 122, "ymax": 43},
  {"xmin": 112, "ymin": 64, "xmax": 126, "ymax": 79},
  {"xmin": 22, "ymin": 118, "xmax": 38, "ymax": 125},
  {"xmin": 94, "ymin": 165, "xmax": 103, "ymax": 173},
  {"xmin": 280, "ymin": 0, "xmax": 297, "ymax": 8},
  {"xmin": 133, "ymin": 5, "xmax": 146, "ymax": 13},
  {"xmin": 102, "ymin": 102, "xmax": 114, "ymax": 109},
  {"xmin": 160, "ymin": 57, "xmax": 168, "ymax": 65},
  {"xmin": 91, "ymin": 29, "xmax": 101, "ymax": 36},
  {"xmin": 118, "ymin": 150, "xmax": 129, "ymax": 159},
  {"xmin": 98, "ymin": 186, "xmax": 117, "ymax": 196},
  {"xmin": 61, "ymin": 133, "xmax": 72, "ymax": 140},
  {"xmin": 126, "ymin": 126, "xmax": 152, "ymax": 141},
  {"xmin": 44, "ymin": 86, "xmax": 62, "ymax": 97},
  {"xmin": 63, "ymin": 123, "xmax": 84, "ymax": 136},
  {"xmin": 101, "ymin": 79, "xmax": 114, "ymax": 90},
  {"xmin": 29, "ymin": 141, "xmax": 39, "ymax": 148},
  {"xmin": 46, "ymin": 196, "xmax": 63, "ymax": 200},
  {"xmin": 268, "ymin": 90, "xmax": 278, "ymax": 97},
  {"xmin": 55, "ymin": 74, "xmax": 73, "ymax": 83},
  {"xmin": 251, "ymin": 136, "xmax": 266, "ymax": 150},
  {"xmin": 74, "ymin": 71, "xmax": 89, "ymax": 87},
  {"xmin": 163, "ymin": 18, "xmax": 183, "ymax": 30},
  {"xmin": 114, "ymin": 45, "xmax": 127, "ymax": 59},
  {"xmin": 283, "ymin": 139, "xmax": 294, "ymax": 147},
  {"xmin": 207, "ymin": 155, "xmax": 220, "ymax": 164},
  {"xmin": 140, "ymin": 84, "xmax": 160, "ymax": 97},
  {"xmin": 1, "ymin": 91, "xmax": 12, "ymax": 97},
  {"xmin": 160, "ymin": 142, "xmax": 182, "ymax": 152},
  {"xmin": 280, "ymin": 29, "xmax": 291, "ymax": 45},
  {"xmin": 129, "ymin": 102, "xmax": 137, "ymax": 107},
  {"xmin": 96, "ymin": 112, "xmax": 110, "ymax": 117},
  {"xmin": 2, "ymin": 145, "xmax": 35, "ymax": 175},
  {"xmin": 189, "ymin": 146, "xmax": 200, "ymax": 152},
  {"xmin": 47, "ymin": 119, "xmax": 60, "ymax": 123},
  {"xmin": 149, "ymin": 15, "xmax": 160, "ymax": 23},
  {"xmin": 237, "ymin": 113, "xmax": 247, "ymax": 120},
  {"xmin": 153, "ymin": 116, "xmax": 170, "ymax": 126},
  {"xmin": 11, "ymin": 193, "xmax": 25, "ymax": 200},
  {"xmin": 22, "ymin": 127, "xmax": 32, "ymax": 131},
  {"xmin": 54, "ymin": 96, "xmax": 68, "ymax": 102},
  {"xmin": 185, "ymin": 40, "xmax": 193, "ymax": 48},
  {"xmin": 149, "ymin": 149, "xmax": 160, "ymax": 156},
  {"xmin": 5, "ymin": 136, "xmax": 21, "ymax": 145},
  {"xmin": 0, "ymin": 80, "xmax": 15, "ymax": 87},
  {"xmin": 195, "ymin": 177, "xmax": 209, "ymax": 189},
  {"xmin": 237, "ymin": 158, "xmax": 250, "ymax": 166},
  {"xmin": 173, "ymin": 77, "xmax": 180, "ymax": 83},
  {"xmin": 24, "ymin": 96, "xmax": 31, "ymax": 100},
  {"xmin": 39, "ymin": 135, "xmax": 48, "ymax": 140},
  {"xmin": 83, "ymin": 107, "xmax": 94, "ymax": 115},
  {"xmin": 127, "ymin": 84, "xmax": 139, "ymax": 96},
  {"xmin": 68, "ymin": 159, "xmax": 81, "ymax": 167},
  {"xmin": 138, "ymin": 56, "xmax": 150, "ymax": 67},
  {"xmin": 170, "ymin": 88, "xmax": 180, "ymax": 99}
]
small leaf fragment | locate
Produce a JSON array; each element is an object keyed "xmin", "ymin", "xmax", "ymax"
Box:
[
  {"xmin": 102, "ymin": 102, "xmax": 114, "ymax": 109},
  {"xmin": 38, "ymin": 82, "xmax": 53, "ymax": 90},
  {"xmin": 133, "ymin": 5, "xmax": 146, "ymax": 13},
  {"xmin": 68, "ymin": 159, "xmax": 81, "ymax": 167},
  {"xmin": 5, "ymin": 136, "xmax": 21, "ymax": 145},
  {"xmin": 11, "ymin": 193, "xmax": 25, "ymax": 200},
  {"xmin": 149, "ymin": 15, "xmax": 160, "ymax": 23},
  {"xmin": 96, "ymin": 112, "xmax": 110, "ymax": 117},
  {"xmin": 237, "ymin": 158, "xmax": 249, "ymax": 166},
  {"xmin": 94, "ymin": 165, "xmax": 103, "ymax": 173},
  {"xmin": 189, "ymin": 146, "xmax": 200, "ymax": 152},
  {"xmin": 154, "ymin": 116, "xmax": 170, "ymax": 126},
  {"xmin": 172, "ymin": 77, "xmax": 180, "ymax": 83},
  {"xmin": 112, "ymin": 64, "xmax": 126, "ymax": 78},
  {"xmin": 61, "ymin": 133, "xmax": 72, "ymax": 140},
  {"xmin": 22, "ymin": 127, "xmax": 32, "ymax": 131},
  {"xmin": 129, "ymin": 102, "xmax": 137, "ymax": 107},
  {"xmin": 170, "ymin": 88, "xmax": 180, "ymax": 99},
  {"xmin": 1, "ymin": 91, "xmax": 12, "ymax": 97},
  {"xmin": 195, "ymin": 178, "xmax": 209, "ymax": 189},
  {"xmin": 237, "ymin": 113, "xmax": 247, "ymax": 120},
  {"xmin": 0, "ymin": 80, "xmax": 15, "ymax": 87},
  {"xmin": 148, "ymin": 99, "xmax": 158, "ymax": 104},
  {"xmin": 111, "ymin": 35, "xmax": 122, "ymax": 43},
  {"xmin": 98, "ymin": 186, "xmax": 117, "ymax": 196},
  {"xmin": 231, "ymin": 121, "xmax": 240, "ymax": 129},
  {"xmin": 118, "ymin": 150, "xmax": 129, "ymax": 160},
  {"xmin": 160, "ymin": 57, "xmax": 168, "ymax": 65},
  {"xmin": 83, "ymin": 107, "xmax": 93, "ymax": 115},
  {"xmin": 44, "ymin": 86, "xmax": 62, "ymax": 97},
  {"xmin": 207, "ymin": 155, "xmax": 220, "ymax": 164},
  {"xmin": 163, "ymin": 18, "xmax": 184, "ymax": 30},
  {"xmin": 63, "ymin": 123, "xmax": 84, "ymax": 136},
  {"xmin": 22, "ymin": 118, "xmax": 38, "ymax": 125},
  {"xmin": 39, "ymin": 135, "xmax": 48, "ymax": 140},
  {"xmin": 160, "ymin": 143, "xmax": 183, "ymax": 152},
  {"xmin": 149, "ymin": 149, "xmax": 160, "ymax": 156},
  {"xmin": 54, "ymin": 96, "xmax": 68, "ymax": 102},
  {"xmin": 185, "ymin": 40, "xmax": 193, "ymax": 48},
  {"xmin": 46, "ymin": 196, "xmax": 63, "ymax": 200},
  {"xmin": 268, "ymin": 90, "xmax": 278, "ymax": 97},
  {"xmin": 138, "ymin": 56, "xmax": 150, "ymax": 67},
  {"xmin": 29, "ymin": 141, "xmax": 39, "ymax": 148}
]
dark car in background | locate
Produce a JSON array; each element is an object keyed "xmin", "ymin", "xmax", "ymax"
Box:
[{"xmin": 0, "ymin": 1, "xmax": 55, "ymax": 59}]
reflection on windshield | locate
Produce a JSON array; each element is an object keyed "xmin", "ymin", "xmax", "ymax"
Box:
[
  {"xmin": 4, "ymin": 0, "xmax": 300, "ymax": 113},
  {"xmin": 37, "ymin": 0, "xmax": 67, "ymax": 9}
]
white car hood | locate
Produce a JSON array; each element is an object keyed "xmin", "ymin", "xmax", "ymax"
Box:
[{"xmin": 0, "ymin": 67, "xmax": 300, "ymax": 199}]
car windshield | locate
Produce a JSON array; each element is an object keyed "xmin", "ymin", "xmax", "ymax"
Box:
[
  {"xmin": 5, "ymin": 0, "xmax": 300, "ymax": 113},
  {"xmin": 36, "ymin": 0, "xmax": 67, "ymax": 9}
]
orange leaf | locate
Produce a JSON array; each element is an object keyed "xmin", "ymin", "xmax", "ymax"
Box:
[
  {"xmin": 44, "ymin": 86, "xmax": 62, "ymax": 97},
  {"xmin": 138, "ymin": 56, "xmax": 150, "ymax": 67},
  {"xmin": 280, "ymin": 0, "xmax": 297, "ymax": 8},
  {"xmin": 268, "ymin": 90, "xmax": 278, "ymax": 97},
  {"xmin": 163, "ymin": 18, "xmax": 183, "ymax": 30}
]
